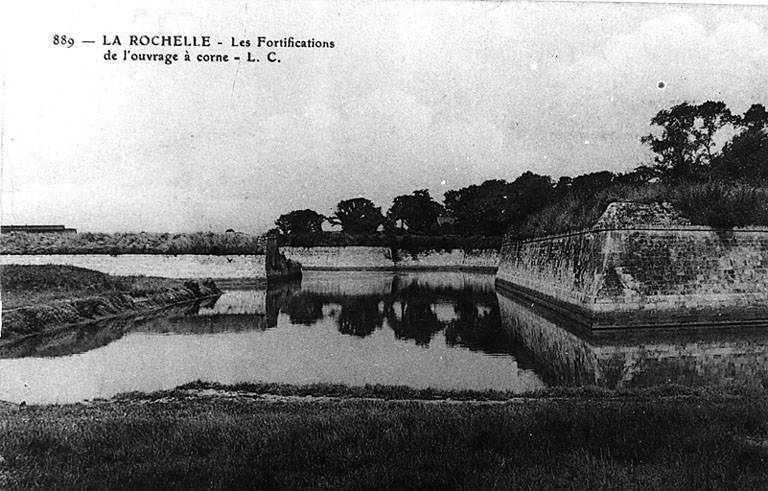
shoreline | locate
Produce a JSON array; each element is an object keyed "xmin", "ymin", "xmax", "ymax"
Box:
[
  {"xmin": 110, "ymin": 380, "xmax": 768, "ymax": 405},
  {"xmin": 0, "ymin": 265, "xmax": 222, "ymax": 341},
  {"xmin": 2, "ymin": 379, "xmax": 761, "ymax": 407},
  {"xmin": 0, "ymin": 293, "xmax": 222, "ymax": 346}
]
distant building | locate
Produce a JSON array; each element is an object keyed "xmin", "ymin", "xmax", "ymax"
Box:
[{"xmin": 0, "ymin": 225, "xmax": 77, "ymax": 234}]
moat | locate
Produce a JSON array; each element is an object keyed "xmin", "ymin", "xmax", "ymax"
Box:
[{"xmin": 2, "ymin": 270, "xmax": 767, "ymax": 404}]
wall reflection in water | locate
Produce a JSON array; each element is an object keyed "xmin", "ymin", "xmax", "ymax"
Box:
[
  {"xmin": 0, "ymin": 283, "xmax": 298, "ymax": 359},
  {"xmin": 1, "ymin": 272, "xmax": 545, "ymax": 404},
  {"xmin": 497, "ymin": 291, "xmax": 768, "ymax": 390},
  {"xmin": 6, "ymin": 270, "xmax": 766, "ymax": 395},
  {"xmin": 282, "ymin": 271, "xmax": 513, "ymax": 354},
  {"xmin": 0, "ymin": 272, "xmax": 524, "ymax": 359}
]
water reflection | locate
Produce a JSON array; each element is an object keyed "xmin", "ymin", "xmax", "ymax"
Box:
[
  {"xmin": 0, "ymin": 282, "xmax": 304, "ymax": 359},
  {"xmin": 7, "ymin": 270, "xmax": 763, "ymax": 404},
  {"xmin": 282, "ymin": 292, "xmax": 325, "ymax": 325},
  {"xmin": 271, "ymin": 272, "xmax": 502, "ymax": 349},
  {"xmin": 0, "ymin": 272, "xmax": 543, "ymax": 403},
  {"xmin": 337, "ymin": 297, "xmax": 384, "ymax": 337},
  {"xmin": 445, "ymin": 298, "xmax": 509, "ymax": 355},
  {"xmin": 497, "ymin": 290, "xmax": 768, "ymax": 390}
]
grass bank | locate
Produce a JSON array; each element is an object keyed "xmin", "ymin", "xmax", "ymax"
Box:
[
  {"xmin": 0, "ymin": 231, "xmax": 265, "ymax": 255},
  {"xmin": 0, "ymin": 384, "xmax": 767, "ymax": 489},
  {"xmin": 0, "ymin": 265, "xmax": 220, "ymax": 340},
  {"xmin": 169, "ymin": 380, "xmax": 749, "ymax": 401},
  {"xmin": 517, "ymin": 180, "xmax": 768, "ymax": 240}
]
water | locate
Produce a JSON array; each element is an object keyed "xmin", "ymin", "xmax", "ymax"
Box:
[
  {"xmin": 0, "ymin": 271, "xmax": 544, "ymax": 404},
  {"xmin": 497, "ymin": 292, "xmax": 768, "ymax": 390},
  {"xmin": 2, "ymin": 270, "xmax": 767, "ymax": 405}
]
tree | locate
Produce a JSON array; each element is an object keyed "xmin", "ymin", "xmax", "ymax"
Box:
[
  {"xmin": 713, "ymin": 104, "xmax": 768, "ymax": 181},
  {"xmin": 331, "ymin": 197, "xmax": 384, "ymax": 234},
  {"xmin": 641, "ymin": 101, "xmax": 734, "ymax": 180},
  {"xmin": 443, "ymin": 173, "xmax": 554, "ymax": 237},
  {"xmin": 387, "ymin": 189, "xmax": 445, "ymax": 234},
  {"xmin": 509, "ymin": 172, "xmax": 555, "ymax": 223},
  {"xmin": 274, "ymin": 209, "xmax": 325, "ymax": 235},
  {"xmin": 739, "ymin": 103, "xmax": 768, "ymax": 131},
  {"xmin": 618, "ymin": 165, "xmax": 657, "ymax": 186},
  {"xmin": 444, "ymin": 179, "xmax": 513, "ymax": 236},
  {"xmin": 570, "ymin": 171, "xmax": 616, "ymax": 198},
  {"xmin": 554, "ymin": 176, "xmax": 573, "ymax": 198}
]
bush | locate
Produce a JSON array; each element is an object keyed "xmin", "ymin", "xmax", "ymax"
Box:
[
  {"xmin": 514, "ymin": 179, "xmax": 768, "ymax": 240},
  {"xmin": 515, "ymin": 183, "xmax": 669, "ymax": 239},
  {"xmin": 671, "ymin": 181, "xmax": 768, "ymax": 228}
]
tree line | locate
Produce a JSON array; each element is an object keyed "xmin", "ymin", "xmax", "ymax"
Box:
[{"xmin": 271, "ymin": 101, "xmax": 768, "ymax": 241}]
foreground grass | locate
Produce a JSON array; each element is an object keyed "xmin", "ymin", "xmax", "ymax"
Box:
[{"xmin": 1, "ymin": 387, "xmax": 767, "ymax": 490}]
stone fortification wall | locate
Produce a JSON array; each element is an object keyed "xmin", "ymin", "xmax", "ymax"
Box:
[
  {"xmin": 496, "ymin": 202, "xmax": 768, "ymax": 328},
  {"xmin": 0, "ymin": 239, "xmax": 299, "ymax": 283},
  {"xmin": 282, "ymin": 247, "xmax": 394, "ymax": 270},
  {"xmin": 281, "ymin": 246, "xmax": 498, "ymax": 271},
  {"xmin": 298, "ymin": 270, "xmax": 496, "ymax": 297}
]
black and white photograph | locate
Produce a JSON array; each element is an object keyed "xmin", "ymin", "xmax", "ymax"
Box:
[{"xmin": 2, "ymin": 0, "xmax": 768, "ymax": 488}]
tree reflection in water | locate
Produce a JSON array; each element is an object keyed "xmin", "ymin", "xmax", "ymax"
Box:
[
  {"xmin": 385, "ymin": 297, "xmax": 444, "ymax": 346},
  {"xmin": 0, "ymin": 274, "xmax": 514, "ymax": 359},
  {"xmin": 444, "ymin": 297, "xmax": 510, "ymax": 355},
  {"xmin": 337, "ymin": 297, "xmax": 385, "ymax": 337},
  {"xmin": 277, "ymin": 273, "xmax": 513, "ymax": 350},
  {"xmin": 281, "ymin": 292, "xmax": 324, "ymax": 325}
]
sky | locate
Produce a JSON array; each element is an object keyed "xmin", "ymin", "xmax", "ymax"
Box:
[{"xmin": 2, "ymin": 0, "xmax": 768, "ymax": 233}]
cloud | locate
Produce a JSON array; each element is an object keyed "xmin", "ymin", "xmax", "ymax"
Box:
[
  {"xmin": 238, "ymin": 90, "xmax": 525, "ymax": 218},
  {"xmin": 516, "ymin": 13, "xmax": 768, "ymax": 175},
  {"xmin": 5, "ymin": 4, "xmax": 768, "ymax": 232}
]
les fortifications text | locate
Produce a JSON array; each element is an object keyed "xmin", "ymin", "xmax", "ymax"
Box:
[{"xmin": 52, "ymin": 34, "xmax": 336, "ymax": 65}]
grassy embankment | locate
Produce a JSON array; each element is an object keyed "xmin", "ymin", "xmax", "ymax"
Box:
[
  {"xmin": 517, "ymin": 180, "xmax": 768, "ymax": 240},
  {"xmin": 0, "ymin": 382, "xmax": 767, "ymax": 489},
  {"xmin": 0, "ymin": 231, "xmax": 265, "ymax": 255},
  {"xmin": 0, "ymin": 265, "xmax": 220, "ymax": 340}
]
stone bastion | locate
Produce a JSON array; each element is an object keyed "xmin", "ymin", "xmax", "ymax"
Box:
[{"xmin": 495, "ymin": 202, "xmax": 768, "ymax": 329}]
